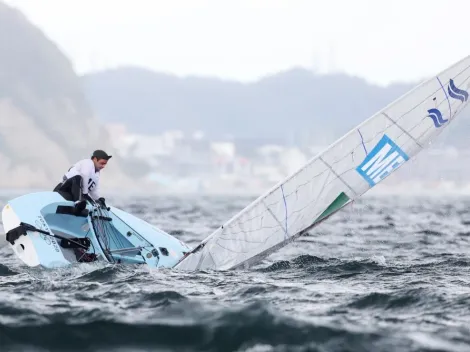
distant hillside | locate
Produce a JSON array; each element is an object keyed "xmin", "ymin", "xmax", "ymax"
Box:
[
  {"xmin": 82, "ymin": 66, "xmax": 470, "ymax": 149},
  {"xmin": 0, "ymin": 2, "xmax": 135, "ymax": 189}
]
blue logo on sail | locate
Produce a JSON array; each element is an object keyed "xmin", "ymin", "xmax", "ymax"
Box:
[
  {"xmin": 448, "ymin": 78, "xmax": 469, "ymax": 103},
  {"xmin": 427, "ymin": 108, "xmax": 448, "ymax": 128},
  {"xmin": 427, "ymin": 79, "xmax": 468, "ymax": 128},
  {"xmin": 356, "ymin": 134, "xmax": 409, "ymax": 187}
]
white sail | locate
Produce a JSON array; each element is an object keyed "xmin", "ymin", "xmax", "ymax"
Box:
[{"xmin": 175, "ymin": 55, "xmax": 470, "ymax": 271}]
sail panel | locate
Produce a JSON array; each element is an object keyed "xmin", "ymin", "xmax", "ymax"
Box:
[{"xmin": 175, "ymin": 55, "xmax": 470, "ymax": 271}]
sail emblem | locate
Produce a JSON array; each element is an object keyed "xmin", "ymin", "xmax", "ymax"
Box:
[
  {"xmin": 356, "ymin": 134, "xmax": 409, "ymax": 187},
  {"xmin": 427, "ymin": 78, "xmax": 468, "ymax": 128},
  {"xmin": 448, "ymin": 78, "xmax": 469, "ymax": 103},
  {"xmin": 427, "ymin": 108, "xmax": 448, "ymax": 128}
]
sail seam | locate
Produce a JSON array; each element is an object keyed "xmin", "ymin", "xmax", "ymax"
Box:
[
  {"xmin": 319, "ymin": 157, "xmax": 357, "ymax": 196},
  {"xmin": 261, "ymin": 199, "xmax": 287, "ymax": 239},
  {"xmin": 381, "ymin": 112, "xmax": 423, "ymax": 149}
]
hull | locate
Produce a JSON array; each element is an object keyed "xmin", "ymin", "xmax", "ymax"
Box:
[{"xmin": 1, "ymin": 191, "xmax": 192, "ymax": 269}]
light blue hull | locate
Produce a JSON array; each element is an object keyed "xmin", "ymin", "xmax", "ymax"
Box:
[{"xmin": 1, "ymin": 191, "xmax": 192, "ymax": 269}]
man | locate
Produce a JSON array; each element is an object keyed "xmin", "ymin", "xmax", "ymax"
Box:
[{"xmin": 53, "ymin": 150, "xmax": 112, "ymax": 212}]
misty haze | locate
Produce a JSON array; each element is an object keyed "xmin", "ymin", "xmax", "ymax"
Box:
[{"xmin": 0, "ymin": 1, "xmax": 469, "ymax": 196}]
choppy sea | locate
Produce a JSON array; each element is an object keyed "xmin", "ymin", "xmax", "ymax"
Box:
[{"xmin": 1, "ymin": 193, "xmax": 470, "ymax": 352}]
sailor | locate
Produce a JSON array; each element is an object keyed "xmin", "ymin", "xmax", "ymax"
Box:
[{"xmin": 53, "ymin": 150, "xmax": 111, "ymax": 211}]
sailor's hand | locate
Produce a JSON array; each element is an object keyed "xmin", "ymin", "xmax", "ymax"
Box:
[
  {"xmin": 98, "ymin": 197, "xmax": 108, "ymax": 209},
  {"xmin": 83, "ymin": 194, "xmax": 94, "ymax": 203}
]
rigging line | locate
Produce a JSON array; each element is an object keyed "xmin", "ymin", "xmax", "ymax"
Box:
[
  {"xmin": 76, "ymin": 228, "xmax": 93, "ymax": 262},
  {"xmin": 21, "ymin": 222, "xmax": 90, "ymax": 250},
  {"xmin": 95, "ymin": 205, "xmax": 140, "ymax": 257},
  {"xmin": 110, "ymin": 209, "xmax": 154, "ymax": 248},
  {"xmin": 90, "ymin": 208, "xmax": 114, "ymax": 263}
]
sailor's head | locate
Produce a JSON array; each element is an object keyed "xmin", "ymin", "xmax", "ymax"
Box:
[{"xmin": 91, "ymin": 150, "xmax": 112, "ymax": 171}]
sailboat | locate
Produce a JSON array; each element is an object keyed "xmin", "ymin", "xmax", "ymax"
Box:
[{"xmin": 2, "ymin": 54, "xmax": 470, "ymax": 270}]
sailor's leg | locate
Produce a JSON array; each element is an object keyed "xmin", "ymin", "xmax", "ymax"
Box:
[
  {"xmin": 53, "ymin": 175, "xmax": 83, "ymax": 202},
  {"xmin": 67, "ymin": 176, "xmax": 88, "ymax": 214},
  {"xmin": 68, "ymin": 175, "xmax": 84, "ymax": 202},
  {"xmin": 54, "ymin": 180, "xmax": 74, "ymax": 201}
]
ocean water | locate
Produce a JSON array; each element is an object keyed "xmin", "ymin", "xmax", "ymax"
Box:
[{"xmin": 1, "ymin": 194, "xmax": 470, "ymax": 352}]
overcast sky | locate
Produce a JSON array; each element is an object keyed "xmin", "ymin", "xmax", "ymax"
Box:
[{"xmin": 4, "ymin": 0, "xmax": 470, "ymax": 86}]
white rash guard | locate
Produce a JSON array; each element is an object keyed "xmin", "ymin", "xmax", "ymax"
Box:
[{"xmin": 62, "ymin": 159, "xmax": 101, "ymax": 200}]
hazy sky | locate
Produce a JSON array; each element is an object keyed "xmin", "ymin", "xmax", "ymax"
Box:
[{"xmin": 4, "ymin": 0, "xmax": 470, "ymax": 86}]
